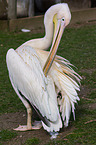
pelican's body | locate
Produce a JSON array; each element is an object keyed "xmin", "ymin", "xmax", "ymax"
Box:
[{"xmin": 6, "ymin": 3, "xmax": 81, "ymax": 134}]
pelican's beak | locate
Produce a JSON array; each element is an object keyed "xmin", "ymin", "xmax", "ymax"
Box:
[{"xmin": 43, "ymin": 14, "xmax": 65, "ymax": 76}]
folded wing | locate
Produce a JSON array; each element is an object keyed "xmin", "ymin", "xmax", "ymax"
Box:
[{"xmin": 6, "ymin": 46, "xmax": 61, "ymax": 130}]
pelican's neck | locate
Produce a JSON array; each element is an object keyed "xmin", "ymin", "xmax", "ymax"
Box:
[
  {"xmin": 18, "ymin": 4, "xmax": 63, "ymax": 50},
  {"xmin": 44, "ymin": 4, "xmax": 60, "ymax": 41}
]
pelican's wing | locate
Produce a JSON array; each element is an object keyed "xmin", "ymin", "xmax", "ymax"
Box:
[
  {"xmin": 35, "ymin": 48, "xmax": 81, "ymax": 127},
  {"xmin": 6, "ymin": 46, "xmax": 59, "ymax": 125}
]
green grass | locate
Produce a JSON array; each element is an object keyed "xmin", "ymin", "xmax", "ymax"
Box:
[
  {"xmin": 0, "ymin": 25, "xmax": 96, "ymax": 144},
  {"xmin": 0, "ymin": 129, "xmax": 17, "ymax": 141},
  {"xmin": 24, "ymin": 137, "xmax": 40, "ymax": 145},
  {"xmin": 46, "ymin": 121, "xmax": 96, "ymax": 145}
]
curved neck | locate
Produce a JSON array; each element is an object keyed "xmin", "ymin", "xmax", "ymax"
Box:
[
  {"xmin": 43, "ymin": 4, "xmax": 62, "ymax": 48},
  {"xmin": 19, "ymin": 4, "xmax": 62, "ymax": 50}
]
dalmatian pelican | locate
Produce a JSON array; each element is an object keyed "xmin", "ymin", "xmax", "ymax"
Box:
[{"xmin": 6, "ymin": 3, "xmax": 81, "ymax": 134}]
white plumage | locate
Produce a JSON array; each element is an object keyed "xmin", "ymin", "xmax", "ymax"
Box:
[
  {"xmin": 33, "ymin": 48, "xmax": 81, "ymax": 128},
  {"xmin": 6, "ymin": 3, "xmax": 81, "ymax": 134}
]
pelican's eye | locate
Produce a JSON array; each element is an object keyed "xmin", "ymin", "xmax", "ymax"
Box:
[
  {"xmin": 61, "ymin": 17, "xmax": 65, "ymax": 26},
  {"xmin": 62, "ymin": 18, "xmax": 65, "ymax": 21}
]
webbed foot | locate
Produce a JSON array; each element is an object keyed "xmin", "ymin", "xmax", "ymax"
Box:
[{"xmin": 13, "ymin": 121, "xmax": 42, "ymax": 131}]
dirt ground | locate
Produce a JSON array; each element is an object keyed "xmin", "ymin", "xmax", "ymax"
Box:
[
  {"xmin": 0, "ymin": 111, "xmax": 76, "ymax": 145},
  {"xmin": 0, "ymin": 85, "xmax": 96, "ymax": 145}
]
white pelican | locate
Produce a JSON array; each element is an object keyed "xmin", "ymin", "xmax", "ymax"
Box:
[{"xmin": 6, "ymin": 3, "xmax": 81, "ymax": 134}]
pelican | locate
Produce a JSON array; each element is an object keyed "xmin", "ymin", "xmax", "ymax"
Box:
[{"xmin": 6, "ymin": 3, "xmax": 81, "ymax": 134}]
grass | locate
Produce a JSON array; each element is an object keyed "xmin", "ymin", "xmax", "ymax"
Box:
[
  {"xmin": 0, "ymin": 129, "xmax": 17, "ymax": 141},
  {"xmin": 46, "ymin": 121, "xmax": 96, "ymax": 145},
  {"xmin": 24, "ymin": 137, "xmax": 40, "ymax": 145},
  {"xmin": 0, "ymin": 24, "xmax": 96, "ymax": 144}
]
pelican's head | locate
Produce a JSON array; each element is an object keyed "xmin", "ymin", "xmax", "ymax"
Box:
[
  {"xmin": 56, "ymin": 3, "xmax": 71, "ymax": 27},
  {"xmin": 52, "ymin": 3, "xmax": 71, "ymax": 52},
  {"xmin": 43, "ymin": 3, "xmax": 71, "ymax": 75},
  {"xmin": 52, "ymin": 3, "xmax": 71, "ymax": 39}
]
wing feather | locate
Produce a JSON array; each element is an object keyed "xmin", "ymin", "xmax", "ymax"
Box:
[
  {"xmin": 6, "ymin": 46, "xmax": 59, "ymax": 123},
  {"xmin": 35, "ymin": 48, "xmax": 81, "ymax": 127}
]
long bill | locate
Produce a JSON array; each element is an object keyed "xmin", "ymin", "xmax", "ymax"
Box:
[{"xmin": 43, "ymin": 17, "xmax": 66, "ymax": 77}]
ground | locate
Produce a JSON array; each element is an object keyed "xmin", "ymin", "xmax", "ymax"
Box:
[
  {"xmin": 0, "ymin": 22, "xmax": 96, "ymax": 145},
  {"xmin": 0, "ymin": 111, "xmax": 75, "ymax": 145}
]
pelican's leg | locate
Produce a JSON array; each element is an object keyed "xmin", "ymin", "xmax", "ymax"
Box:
[
  {"xmin": 14, "ymin": 100, "xmax": 42, "ymax": 131},
  {"xmin": 27, "ymin": 107, "xmax": 32, "ymax": 130},
  {"xmin": 27, "ymin": 107, "xmax": 42, "ymax": 130},
  {"xmin": 14, "ymin": 106, "xmax": 32, "ymax": 131}
]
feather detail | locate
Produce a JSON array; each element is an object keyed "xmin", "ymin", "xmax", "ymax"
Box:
[
  {"xmin": 42, "ymin": 113, "xmax": 62, "ymax": 132},
  {"xmin": 53, "ymin": 57, "xmax": 81, "ymax": 126},
  {"xmin": 35, "ymin": 48, "xmax": 81, "ymax": 127}
]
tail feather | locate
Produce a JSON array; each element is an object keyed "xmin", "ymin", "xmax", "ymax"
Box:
[
  {"xmin": 42, "ymin": 113, "xmax": 62, "ymax": 132},
  {"xmin": 53, "ymin": 55, "xmax": 81, "ymax": 126}
]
